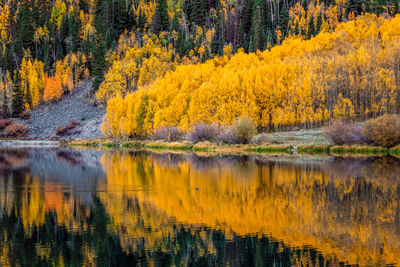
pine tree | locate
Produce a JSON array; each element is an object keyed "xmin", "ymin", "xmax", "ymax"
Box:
[
  {"xmin": 12, "ymin": 71, "xmax": 24, "ymax": 117},
  {"xmin": 370, "ymin": 0, "xmax": 385, "ymax": 15},
  {"xmin": 307, "ymin": 16, "xmax": 315, "ymax": 39},
  {"xmin": 316, "ymin": 14, "xmax": 323, "ymax": 34},
  {"xmin": 249, "ymin": 1, "xmax": 264, "ymax": 52},
  {"xmin": 190, "ymin": 0, "xmax": 207, "ymax": 26},
  {"xmin": 211, "ymin": 10, "xmax": 224, "ymax": 55},
  {"xmin": 394, "ymin": 0, "xmax": 400, "ymax": 14},
  {"xmin": 236, "ymin": 23, "xmax": 245, "ymax": 50},
  {"xmin": 16, "ymin": 2, "xmax": 34, "ymax": 59},
  {"xmin": 279, "ymin": 5, "xmax": 290, "ymax": 36},
  {"xmin": 152, "ymin": 0, "xmax": 170, "ymax": 33},
  {"xmin": 138, "ymin": 9, "xmax": 147, "ymax": 30},
  {"xmin": 92, "ymin": 0, "xmax": 107, "ymax": 91},
  {"xmin": 345, "ymin": 0, "xmax": 364, "ymax": 16},
  {"xmin": 69, "ymin": 9, "xmax": 82, "ymax": 52},
  {"xmin": 2, "ymin": 90, "xmax": 9, "ymax": 118}
]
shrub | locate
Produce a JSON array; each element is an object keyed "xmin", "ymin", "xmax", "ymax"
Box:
[
  {"xmin": 232, "ymin": 116, "xmax": 257, "ymax": 144},
  {"xmin": 3, "ymin": 123, "xmax": 28, "ymax": 138},
  {"xmin": 56, "ymin": 120, "xmax": 81, "ymax": 136},
  {"xmin": 188, "ymin": 123, "xmax": 219, "ymax": 142},
  {"xmin": 0, "ymin": 119, "xmax": 13, "ymax": 130},
  {"xmin": 324, "ymin": 120, "xmax": 363, "ymax": 145},
  {"xmin": 150, "ymin": 126, "xmax": 183, "ymax": 141},
  {"xmin": 19, "ymin": 110, "xmax": 31, "ymax": 120},
  {"xmin": 216, "ymin": 126, "xmax": 237, "ymax": 144},
  {"xmin": 361, "ymin": 114, "xmax": 400, "ymax": 148}
]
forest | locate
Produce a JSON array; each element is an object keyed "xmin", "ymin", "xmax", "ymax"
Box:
[{"xmin": 0, "ymin": 0, "xmax": 400, "ymax": 138}]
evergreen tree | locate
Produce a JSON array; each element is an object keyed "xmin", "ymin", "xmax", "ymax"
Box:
[
  {"xmin": 370, "ymin": 0, "xmax": 385, "ymax": 15},
  {"xmin": 211, "ymin": 10, "xmax": 224, "ymax": 55},
  {"xmin": 307, "ymin": 16, "xmax": 315, "ymax": 39},
  {"xmin": 113, "ymin": 0, "xmax": 130, "ymax": 35},
  {"xmin": 236, "ymin": 23, "xmax": 245, "ymax": 50},
  {"xmin": 92, "ymin": 0, "xmax": 107, "ymax": 91},
  {"xmin": 190, "ymin": 0, "xmax": 207, "ymax": 26},
  {"xmin": 316, "ymin": 14, "xmax": 323, "ymax": 34},
  {"xmin": 171, "ymin": 12, "xmax": 180, "ymax": 33},
  {"xmin": 279, "ymin": 5, "xmax": 290, "ymax": 36},
  {"xmin": 69, "ymin": 9, "xmax": 82, "ymax": 52},
  {"xmin": 12, "ymin": 71, "xmax": 24, "ymax": 117},
  {"xmin": 345, "ymin": 0, "xmax": 364, "ymax": 16},
  {"xmin": 394, "ymin": 0, "xmax": 400, "ymax": 14},
  {"xmin": 16, "ymin": 2, "xmax": 35, "ymax": 59},
  {"xmin": 138, "ymin": 9, "xmax": 147, "ymax": 30},
  {"xmin": 152, "ymin": 0, "xmax": 170, "ymax": 33},
  {"xmin": 249, "ymin": 2, "xmax": 264, "ymax": 52},
  {"xmin": 2, "ymin": 90, "xmax": 9, "ymax": 118}
]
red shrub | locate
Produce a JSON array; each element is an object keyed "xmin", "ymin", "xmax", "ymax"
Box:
[
  {"xmin": 0, "ymin": 119, "xmax": 13, "ymax": 130},
  {"xmin": 3, "ymin": 123, "xmax": 28, "ymax": 138},
  {"xmin": 56, "ymin": 120, "xmax": 81, "ymax": 136}
]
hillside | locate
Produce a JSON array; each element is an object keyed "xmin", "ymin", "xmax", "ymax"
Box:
[
  {"xmin": 18, "ymin": 80, "xmax": 105, "ymax": 140},
  {"xmin": 102, "ymin": 14, "xmax": 400, "ymax": 138}
]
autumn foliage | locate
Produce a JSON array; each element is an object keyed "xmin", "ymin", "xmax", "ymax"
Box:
[
  {"xmin": 362, "ymin": 114, "xmax": 400, "ymax": 147},
  {"xmin": 102, "ymin": 15, "xmax": 400, "ymax": 138},
  {"xmin": 43, "ymin": 75, "xmax": 63, "ymax": 102}
]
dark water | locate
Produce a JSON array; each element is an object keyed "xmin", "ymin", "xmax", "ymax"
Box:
[{"xmin": 0, "ymin": 148, "xmax": 399, "ymax": 266}]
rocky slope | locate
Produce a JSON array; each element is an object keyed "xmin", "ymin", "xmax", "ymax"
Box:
[{"xmin": 19, "ymin": 80, "xmax": 105, "ymax": 140}]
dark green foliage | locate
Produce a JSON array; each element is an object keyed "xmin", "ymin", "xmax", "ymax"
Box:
[
  {"xmin": 346, "ymin": 0, "xmax": 364, "ymax": 16},
  {"xmin": 316, "ymin": 14, "xmax": 323, "ymax": 34},
  {"xmin": 307, "ymin": 16, "xmax": 315, "ymax": 39},
  {"xmin": 11, "ymin": 72, "xmax": 24, "ymax": 117},
  {"xmin": 16, "ymin": 3, "xmax": 35, "ymax": 59},
  {"xmin": 279, "ymin": 5, "xmax": 290, "ymax": 36},
  {"xmin": 189, "ymin": 0, "xmax": 208, "ymax": 27},
  {"xmin": 2, "ymin": 90, "xmax": 9, "ymax": 118},
  {"xmin": 152, "ymin": 0, "xmax": 170, "ymax": 33},
  {"xmin": 249, "ymin": 1, "xmax": 264, "ymax": 52},
  {"xmin": 138, "ymin": 8, "xmax": 147, "ymax": 30}
]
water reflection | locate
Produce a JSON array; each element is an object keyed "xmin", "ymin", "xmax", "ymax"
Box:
[{"xmin": 0, "ymin": 149, "xmax": 399, "ymax": 266}]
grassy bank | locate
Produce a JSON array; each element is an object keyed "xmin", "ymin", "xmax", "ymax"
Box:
[{"xmin": 69, "ymin": 139, "xmax": 398, "ymax": 156}]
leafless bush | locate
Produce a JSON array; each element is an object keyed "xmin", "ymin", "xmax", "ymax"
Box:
[
  {"xmin": 216, "ymin": 126, "xmax": 237, "ymax": 144},
  {"xmin": 188, "ymin": 123, "xmax": 219, "ymax": 142},
  {"xmin": 324, "ymin": 120, "xmax": 363, "ymax": 145},
  {"xmin": 56, "ymin": 120, "xmax": 81, "ymax": 136},
  {"xmin": 150, "ymin": 126, "xmax": 183, "ymax": 141}
]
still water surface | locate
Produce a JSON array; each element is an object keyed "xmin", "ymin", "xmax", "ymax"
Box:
[{"xmin": 0, "ymin": 148, "xmax": 399, "ymax": 266}]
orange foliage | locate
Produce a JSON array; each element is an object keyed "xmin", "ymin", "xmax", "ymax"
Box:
[{"xmin": 43, "ymin": 75, "xmax": 63, "ymax": 102}]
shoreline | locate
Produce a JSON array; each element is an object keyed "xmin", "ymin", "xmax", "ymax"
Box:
[
  {"xmin": 2, "ymin": 138, "xmax": 400, "ymax": 156},
  {"xmin": 68, "ymin": 139, "xmax": 400, "ymax": 156}
]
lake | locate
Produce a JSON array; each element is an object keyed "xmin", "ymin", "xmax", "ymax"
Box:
[{"xmin": 0, "ymin": 148, "xmax": 399, "ymax": 266}]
